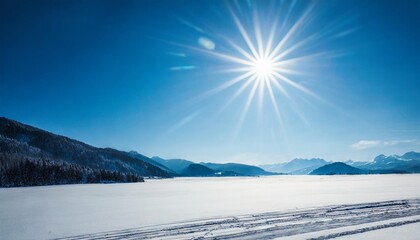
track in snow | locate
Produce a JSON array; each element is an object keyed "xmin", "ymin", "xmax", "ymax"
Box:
[{"xmin": 55, "ymin": 199, "xmax": 420, "ymax": 240}]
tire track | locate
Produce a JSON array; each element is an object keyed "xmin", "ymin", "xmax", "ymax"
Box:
[{"xmin": 54, "ymin": 199, "xmax": 420, "ymax": 240}]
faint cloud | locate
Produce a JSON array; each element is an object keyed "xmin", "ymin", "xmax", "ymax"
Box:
[
  {"xmin": 167, "ymin": 52, "xmax": 187, "ymax": 57},
  {"xmin": 350, "ymin": 139, "xmax": 418, "ymax": 150},
  {"xmin": 383, "ymin": 140, "xmax": 416, "ymax": 146},
  {"xmin": 169, "ymin": 65, "xmax": 196, "ymax": 71},
  {"xmin": 198, "ymin": 37, "xmax": 215, "ymax": 50},
  {"xmin": 350, "ymin": 140, "xmax": 381, "ymax": 150},
  {"xmin": 391, "ymin": 129, "xmax": 420, "ymax": 133}
]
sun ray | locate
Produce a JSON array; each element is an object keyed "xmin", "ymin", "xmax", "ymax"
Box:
[
  {"xmin": 268, "ymin": 5, "xmax": 314, "ymax": 60},
  {"xmin": 224, "ymin": 38, "xmax": 257, "ymax": 62},
  {"xmin": 252, "ymin": 10, "xmax": 264, "ymax": 59},
  {"xmin": 257, "ymin": 75, "xmax": 266, "ymax": 111},
  {"xmin": 269, "ymin": 75, "xmax": 290, "ymax": 99},
  {"xmin": 229, "ymin": 5, "xmax": 259, "ymax": 59},
  {"xmin": 268, "ymin": 76, "xmax": 312, "ymax": 127},
  {"xmin": 213, "ymin": 66, "xmax": 254, "ymax": 74},
  {"xmin": 271, "ymin": 32, "xmax": 320, "ymax": 62},
  {"xmin": 273, "ymin": 66, "xmax": 304, "ymax": 76},
  {"xmin": 199, "ymin": 71, "xmax": 255, "ymax": 99},
  {"xmin": 274, "ymin": 80, "xmax": 312, "ymax": 126},
  {"xmin": 272, "ymin": 71, "xmax": 326, "ymax": 103},
  {"xmin": 265, "ymin": 77, "xmax": 284, "ymax": 128},
  {"xmin": 273, "ymin": 51, "xmax": 332, "ymax": 67},
  {"xmin": 243, "ymin": 78, "xmax": 261, "ymax": 118},
  {"xmin": 167, "ymin": 40, "xmax": 254, "ymax": 66},
  {"xmin": 234, "ymin": 78, "xmax": 260, "ymax": 138},
  {"xmin": 218, "ymin": 75, "xmax": 257, "ymax": 114},
  {"xmin": 264, "ymin": 17, "xmax": 279, "ymax": 59}
]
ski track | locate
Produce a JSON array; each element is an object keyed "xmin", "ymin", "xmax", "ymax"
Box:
[{"xmin": 54, "ymin": 199, "xmax": 420, "ymax": 240}]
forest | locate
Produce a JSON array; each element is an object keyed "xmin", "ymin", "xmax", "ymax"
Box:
[{"xmin": 0, "ymin": 158, "xmax": 144, "ymax": 187}]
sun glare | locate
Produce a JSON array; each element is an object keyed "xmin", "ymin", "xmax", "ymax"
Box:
[
  {"xmin": 252, "ymin": 57, "xmax": 275, "ymax": 79},
  {"xmin": 172, "ymin": 1, "xmax": 349, "ymax": 135}
]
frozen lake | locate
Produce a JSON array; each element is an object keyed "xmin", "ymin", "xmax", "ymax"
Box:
[{"xmin": 1, "ymin": 175, "xmax": 420, "ymax": 240}]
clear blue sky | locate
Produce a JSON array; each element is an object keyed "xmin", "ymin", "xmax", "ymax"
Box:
[{"xmin": 1, "ymin": 0, "xmax": 419, "ymax": 164}]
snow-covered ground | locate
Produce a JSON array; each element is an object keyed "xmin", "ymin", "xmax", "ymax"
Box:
[
  {"xmin": 336, "ymin": 222, "xmax": 420, "ymax": 240},
  {"xmin": 1, "ymin": 175, "xmax": 420, "ymax": 240}
]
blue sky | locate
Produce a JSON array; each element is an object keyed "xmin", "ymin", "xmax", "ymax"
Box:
[{"xmin": 1, "ymin": 0, "xmax": 419, "ymax": 164}]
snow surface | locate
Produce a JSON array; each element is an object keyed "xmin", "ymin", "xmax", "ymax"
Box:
[
  {"xmin": 280, "ymin": 214, "xmax": 420, "ymax": 240},
  {"xmin": 337, "ymin": 222, "xmax": 420, "ymax": 240},
  {"xmin": 54, "ymin": 198, "xmax": 420, "ymax": 240},
  {"xmin": 1, "ymin": 175, "xmax": 420, "ymax": 240}
]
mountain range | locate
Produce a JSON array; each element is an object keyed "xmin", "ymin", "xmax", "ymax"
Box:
[
  {"xmin": 0, "ymin": 117, "xmax": 276, "ymax": 186},
  {"xmin": 1, "ymin": 117, "xmax": 419, "ymax": 187},
  {"xmin": 148, "ymin": 157, "xmax": 276, "ymax": 176},
  {"xmin": 346, "ymin": 152, "xmax": 420, "ymax": 172},
  {"xmin": 260, "ymin": 152, "xmax": 420, "ymax": 175},
  {"xmin": 151, "ymin": 156, "xmax": 195, "ymax": 174},
  {"xmin": 260, "ymin": 158, "xmax": 330, "ymax": 175}
]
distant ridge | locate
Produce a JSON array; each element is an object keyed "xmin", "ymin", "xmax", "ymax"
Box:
[
  {"xmin": 129, "ymin": 151, "xmax": 177, "ymax": 175},
  {"xmin": 151, "ymin": 157, "xmax": 278, "ymax": 177},
  {"xmin": 310, "ymin": 162, "xmax": 366, "ymax": 175},
  {"xmin": 260, "ymin": 158, "xmax": 329, "ymax": 174},
  {"xmin": 201, "ymin": 162, "xmax": 276, "ymax": 176},
  {"xmin": 182, "ymin": 164, "xmax": 215, "ymax": 177},
  {"xmin": 261, "ymin": 151, "xmax": 420, "ymax": 175},
  {"xmin": 345, "ymin": 152, "xmax": 420, "ymax": 173},
  {"xmin": 151, "ymin": 157, "xmax": 195, "ymax": 174}
]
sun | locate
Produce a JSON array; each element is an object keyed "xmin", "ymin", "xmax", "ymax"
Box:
[{"xmin": 251, "ymin": 57, "xmax": 275, "ymax": 79}]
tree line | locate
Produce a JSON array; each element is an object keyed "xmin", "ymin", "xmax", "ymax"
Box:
[{"xmin": 0, "ymin": 159, "xmax": 144, "ymax": 187}]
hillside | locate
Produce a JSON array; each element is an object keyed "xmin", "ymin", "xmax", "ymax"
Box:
[
  {"xmin": 151, "ymin": 157, "xmax": 195, "ymax": 174},
  {"xmin": 310, "ymin": 162, "xmax": 367, "ymax": 175},
  {"xmin": 182, "ymin": 164, "xmax": 215, "ymax": 177},
  {"xmin": 128, "ymin": 151, "xmax": 177, "ymax": 175},
  {"xmin": 0, "ymin": 117, "xmax": 171, "ymax": 181},
  {"xmin": 201, "ymin": 162, "xmax": 276, "ymax": 176}
]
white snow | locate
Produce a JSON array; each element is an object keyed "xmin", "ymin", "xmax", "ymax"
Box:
[
  {"xmin": 337, "ymin": 222, "xmax": 420, "ymax": 240},
  {"xmin": 1, "ymin": 174, "xmax": 420, "ymax": 240},
  {"xmin": 280, "ymin": 215, "xmax": 420, "ymax": 240}
]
